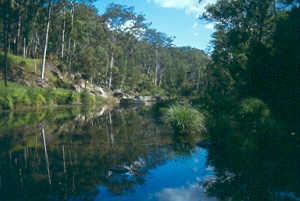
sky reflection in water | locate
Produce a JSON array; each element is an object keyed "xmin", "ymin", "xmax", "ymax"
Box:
[{"xmin": 96, "ymin": 147, "xmax": 216, "ymax": 201}]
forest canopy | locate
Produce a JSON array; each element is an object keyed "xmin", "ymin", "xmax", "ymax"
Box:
[{"xmin": 0, "ymin": 0, "xmax": 210, "ymax": 97}]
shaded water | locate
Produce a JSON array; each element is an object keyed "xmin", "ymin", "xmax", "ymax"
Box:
[{"xmin": 0, "ymin": 105, "xmax": 299, "ymax": 201}]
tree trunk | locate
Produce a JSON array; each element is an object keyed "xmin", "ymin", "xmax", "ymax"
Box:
[
  {"xmin": 68, "ymin": 2, "xmax": 74, "ymax": 65},
  {"xmin": 23, "ymin": 37, "xmax": 26, "ymax": 62},
  {"xmin": 108, "ymin": 52, "xmax": 114, "ymax": 89},
  {"xmin": 41, "ymin": 2, "xmax": 52, "ymax": 80},
  {"xmin": 155, "ymin": 48, "xmax": 160, "ymax": 86},
  {"xmin": 16, "ymin": 16, "xmax": 21, "ymax": 55},
  {"xmin": 62, "ymin": 145, "xmax": 66, "ymax": 174},
  {"xmin": 273, "ymin": 0, "xmax": 277, "ymax": 17},
  {"xmin": 3, "ymin": 18, "xmax": 9, "ymax": 87},
  {"xmin": 61, "ymin": 4, "xmax": 66, "ymax": 60},
  {"xmin": 108, "ymin": 112, "xmax": 114, "ymax": 145},
  {"xmin": 41, "ymin": 127, "xmax": 51, "ymax": 185}
]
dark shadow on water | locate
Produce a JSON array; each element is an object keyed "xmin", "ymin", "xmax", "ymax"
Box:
[{"xmin": 203, "ymin": 110, "xmax": 300, "ymax": 201}]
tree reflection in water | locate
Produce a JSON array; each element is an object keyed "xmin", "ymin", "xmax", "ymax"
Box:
[
  {"xmin": 0, "ymin": 106, "xmax": 174, "ymax": 201},
  {"xmin": 0, "ymin": 105, "xmax": 299, "ymax": 201},
  {"xmin": 203, "ymin": 113, "xmax": 300, "ymax": 201}
]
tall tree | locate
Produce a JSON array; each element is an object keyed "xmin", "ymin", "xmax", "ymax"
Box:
[{"xmin": 41, "ymin": 0, "xmax": 52, "ymax": 80}]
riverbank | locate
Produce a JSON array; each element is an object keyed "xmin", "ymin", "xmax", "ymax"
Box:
[{"xmin": 0, "ymin": 81, "xmax": 119, "ymax": 111}]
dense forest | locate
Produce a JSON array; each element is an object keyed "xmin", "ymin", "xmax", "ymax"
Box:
[
  {"xmin": 200, "ymin": 0, "xmax": 299, "ymax": 122},
  {"xmin": 0, "ymin": 1, "xmax": 300, "ymax": 200},
  {"xmin": 0, "ymin": 0, "xmax": 299, "ymax": 120},
  {"xmin": 0, "ymin": 0, "xmax": 210, "ymax": 98}
]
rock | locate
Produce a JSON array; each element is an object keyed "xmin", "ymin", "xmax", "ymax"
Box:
[
  {"xmin": 74, "ymin": 84, "xmax": 81, "ymax": 92},
  {"xmin": 36, "ymin": 78, "xmax": 49, "ymax": 88},
  {"xmin": 120, "ymin": 95, "xmax": 158, "ymax": 105},
  {"xmin": 136, "ymin": 96, "xmax": 156, "ymax": 102},
  {"xmin": 46, "ymin": 63, "xmax": 57, "ymax": 72},
  {"xmin": 113, "ymin": 89, "xmax": 124, "ymax": 97},
  {"xmin": 120, "ymin": 98, "xmax": 145, "ymax": 105},
  {"xmin": 94, "ymin": 86, "xmax": 105, "ymax": 94},
  {"xmin": 93, "ymin": 86, "xmax": 107, "ymax": 98}
]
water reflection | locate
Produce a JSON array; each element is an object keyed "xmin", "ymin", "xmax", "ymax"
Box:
[
  {"xmin": 204, "ymin": 113, "xmax": 300, "ymax": 201},
  {"xmin": 0, "ymin": 106, "xmax": 207, "ymax": 201},
  {"xmin": 0, "ymin": 105, "xmax": 299, "ymax": 201}
]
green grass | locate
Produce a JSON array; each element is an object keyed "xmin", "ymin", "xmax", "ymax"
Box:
[
  {"xmin": 163, "ymin": 104, "xmax": 206, "ymax": 135},
  {"xmin": 0, "ymin": 52, "xmax": 41, "ymax": 73},
  {"xmin": 0, "ymin": 81, "xmax": 100, "ymax": 110}
]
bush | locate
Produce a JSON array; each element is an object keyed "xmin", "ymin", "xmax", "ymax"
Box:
[
  {"xmin": 236, "ymin": 98, "xmax": 270, "ymax": 122},
  {"xmin": 27, "ymin": 88, "xmax": 46, "ymax": 106},
  {"xmin": 68, "ymin": 91, "xmax": 81, "ymax": 104},
  {"xmin": 48, "ymin": 88, "xmax": 80, "ymax": 105},
  {"xmin": 163, "ymin": 104, "xmax": 206, "ymax": 135},
  {"xmin": 0, "ymin": 81, "xmax": 100, "ymax": 110},
  {"xmin": 80, "ymin": 91, "xmax": 96, "ymax": 104},
  {"xmin": 0, "ymin": 96, "xmax": 14, "ymax": 109}
]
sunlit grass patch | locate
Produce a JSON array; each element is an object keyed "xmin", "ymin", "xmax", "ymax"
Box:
[{"xmin": 163, "ymin": 104, "xmax": 206, "ymax": 135}]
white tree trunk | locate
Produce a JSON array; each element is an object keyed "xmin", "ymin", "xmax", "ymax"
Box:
[
  {"xmin": 41, "ymin": 2, "xmax": 52, "ymax": 80},
  {"xmin": 155, "ymin": 48, "xmax": 160, "ymax": 86},
  {"xmin": 108, "ymin": 112, "xmax": 114, "ymax": 145},
  {"xmin": 17, "ymin": 16, "xmax": 21, "ymax": 55},
  {"xmin": 42, "ymin": 127, "xmax": 51, "ymax": 185},
  {"xmin": 62, "ymin": 145, "xmax": 66, "ymax": 173},
  {"xmin": 61, "ymin": 4, "xmax": 66, "ymax": 60},
  {"xmin": 68, "ymin": 2, "xmax": 74, "ymax": 65},
  {"xmin": 108, "ymin": 53, "xmax": 114, "ymax": 89},
  {"xmin": 23, "ymin": 37, "xmax": 26, "ymax": 62}
]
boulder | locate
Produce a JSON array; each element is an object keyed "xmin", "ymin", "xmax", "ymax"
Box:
[{"xmin": 113, "ymin": 89, "xmax": 124, "ymax": 97}]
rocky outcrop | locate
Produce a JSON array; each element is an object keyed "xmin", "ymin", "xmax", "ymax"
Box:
[
  {"xmin": 72, "ymin": 80, "xmax": 107, "ymax": 98},
  {"xmin": 120, "ymin": 95, "xmax": 159, "ymax": 105}
]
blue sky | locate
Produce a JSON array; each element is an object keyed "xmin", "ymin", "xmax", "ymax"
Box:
[{"xmin": 94, "ymin": 0, "xmax": 216, "ymax": 50}]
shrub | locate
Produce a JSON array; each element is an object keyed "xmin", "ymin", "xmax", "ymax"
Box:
[
  {"xmin": 236, "ymin": 98, "xmax": 270, "ymax": 122},
  {"xmin": 163, "ymin": 104, "xmax": 206, "ymax": 135},
  {"xmin": 0, "ymin": 96, "xmax": 14, "ymax": 109},
  {"xmin": 49, "ymin": 89, "xmax": 70, "ymax": 105},
  {"xmin": 9, "ymin": 88, "xmax": 31, "ymax": 106},
  {"xmin": 27, "ymin": 88, "xmax": 47, "ymax": 106},
  {"xmin": 0, "ymin": 81, "xmax": 99, "ymax": 110},
  {"xmin": 80, "ymin": 91, "xmax": 96, "ymax": 104},
  {"xmin": 68, "ymin": 91, "xmax": 81, "ymax": 104}
]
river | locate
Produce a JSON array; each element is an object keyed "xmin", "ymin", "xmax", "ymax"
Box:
[{"xmin": 0, "ymin": 105, "xmax": 299, "ymax": 201}]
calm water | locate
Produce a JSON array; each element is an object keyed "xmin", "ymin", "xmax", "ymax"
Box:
[{"xmin": 0, "ymin": 105, "xmax": 299, "ymax": 201}]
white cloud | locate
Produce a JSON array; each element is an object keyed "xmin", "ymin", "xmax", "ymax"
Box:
[
  {"xmin": 156, "ymin": 183, "xmax": 218, "ymax": 201},
  {"xmin": 147, "ymin": 0, "xmax": 217, "ymax": 32},
  {"xmin": 204, "ymin": 23, "xmax": 215, "ymax": 31},
  {"xmin": 147, "ymin": 0, "xmax": 217, "ymax": 15}
]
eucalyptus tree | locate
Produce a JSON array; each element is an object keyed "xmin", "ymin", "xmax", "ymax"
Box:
[
  {"xmin": 0, "ymin": 0, "xmax": 21, "ymax": 86},
  {"xmin": 70, "ymin": 2, "xmax": 107, "ymax": 83},
  {"xmin": 143, "ymin": 29, "xmax": 173, "ymax": 86},
  {"xmin": 102, "ymin": 3, "xmax": 149, "ymax": 89},
  {"xmin": 200, "ymin": 0, "xmax": 300, "ymax": 118},
  {"xmin": 41, "ymin": 0, "xmax": 52, "ymax": 80}
]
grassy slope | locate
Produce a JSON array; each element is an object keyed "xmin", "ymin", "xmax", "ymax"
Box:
[{"xmin": 0, "ymin": 53, "xmax": 101, "ymax": 110}]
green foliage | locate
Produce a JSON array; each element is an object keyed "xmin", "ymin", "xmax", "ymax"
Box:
[
  {"xmin": 48, "ymin": 89, "xmax": 71, "ymax": 105},
  {"xmin": 201, "ymin": 0, "xmax": 300, "ymax": 122},
  {"xmin": 0, "ymin": 81, "xmax": 100, "ymax": 110},
  {"xmin": 80, "ymin": 91, "xmax": 96, "ymax": 104},
  {"xmin": 69, "ymin": 91, "xmax": 81, "ymax": 104},
  {"xmin": 236, "ymin": 98, "xmax": 270, "ymax": 123},
  {"xmin": 0, "ymin": 96, "xmax": 14, "ymax": 110},
  {"xmin": 163, "ymin": 104, "xmax": 206, "ymax": 135}
]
